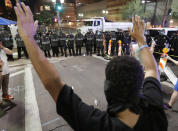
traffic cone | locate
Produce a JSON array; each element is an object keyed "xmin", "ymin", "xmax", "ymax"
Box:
[
  {"xmin": 159, "ymin": 48, "xmax": 169, "ymax": 73},
  {"xmin": 118, "ymin": 40, "xmax": 122, "ymax": 56},
  {"xmin": 108, "ymin": 40, "xmax": 112, "ymax": 56}
]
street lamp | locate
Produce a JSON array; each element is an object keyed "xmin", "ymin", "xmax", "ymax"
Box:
[
  {"xmin": 78, "ymin": 13, "xmax": 84, "ymax": 17},
  {"xmin": 170, "ymin": 19, "xmax": 174, "ymax": 23},
  {"xmin": 60, "ymin": 0, "xmax": 64, "ymax": 3},
  {"xmin": 102, "ymin": 10, "xmax": 108, "ymax": 15}
]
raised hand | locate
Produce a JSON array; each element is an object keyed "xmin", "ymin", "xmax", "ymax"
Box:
[
  {"xmin": 14, "ymin": 2, "xmax": 38, "ymax": 41},
  {"xmin": 129, "ymin": 16, "xmax": 146, "ymax": 45}
]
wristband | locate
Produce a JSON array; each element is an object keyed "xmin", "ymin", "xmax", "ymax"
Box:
[{"xmin": 138, "ymin": 44, "xmax": 148, "ymax": 51}]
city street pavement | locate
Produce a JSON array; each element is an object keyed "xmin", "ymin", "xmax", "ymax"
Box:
[
  {"xmin": 0, "ymin": 56, "xmax": 178, "ymax": 131},
  {"xmin": 0, "ymin": 67, "xmax": 25, "ymax": 131}
]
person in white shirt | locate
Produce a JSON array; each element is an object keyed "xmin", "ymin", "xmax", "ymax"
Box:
[{"xmin": 0, "ymin": 41, "xmax": 14, "ymax": 103}]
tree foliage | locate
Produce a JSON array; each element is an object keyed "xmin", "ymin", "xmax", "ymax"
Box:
[
  {"xmin": 121, "ymin": 0, "xmax": 152, "ymax": 20},
  {"xmin": 34, "ymin": 1, "xmax": 57, "ymax": 25}
]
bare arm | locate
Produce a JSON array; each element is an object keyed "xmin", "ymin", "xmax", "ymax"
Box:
[
  {"xmin": 14, "ymin": 3, "xmax": 64, "ymax": 102},
  {"xmin": 0, "ymin": 42, "xmax": 13, "ymax": 55},
  {"xmin": 129, "ymin": 16, "xmax": 160, "ymax": 81},
  {"xmin": 168, "ymin": 56, "xmax": 178, "ymax": 66}
]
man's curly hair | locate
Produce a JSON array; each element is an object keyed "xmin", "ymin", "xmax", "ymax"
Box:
[{"xmin": 105, "ymin": 56, "xmax": 144, "ymax": 99}]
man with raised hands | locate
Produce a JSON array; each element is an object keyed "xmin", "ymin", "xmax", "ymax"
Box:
[{"xmin": 14, "ymin": 3, "xmax": 167, "ymax": 131}]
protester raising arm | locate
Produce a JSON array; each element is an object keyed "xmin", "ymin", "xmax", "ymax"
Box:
[
  {"xmin": 129, "ymin": 16, "xmax": 160, "ymax": 81},
  {"xmin": 14, "ymin": 3, "xmax": 64, "ymax": 102}
]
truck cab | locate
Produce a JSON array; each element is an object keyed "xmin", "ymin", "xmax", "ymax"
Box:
[{"xmin": 79, "ymin": 18, "xmax": 103, "ymax": 34}]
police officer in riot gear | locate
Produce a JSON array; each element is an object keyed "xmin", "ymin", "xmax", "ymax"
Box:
[
  {"xmin": 145, "ymin": 31, "xmax": 152, "ymax": 47},
  {"xmin": 105, "ymin": 31, "xmax": 111, "ymax": 55},
  {"xmin": 169, "ymin": 32, "xmax": 178, "ymax": 59},
  {"xmin": 123, "ymin": 31, "xmax": 131, "ymax": 55},
  {"xmin": 75, "ymin": 29, "xmax": 84, "ymax": 56},
  {"xmin": 67, "ymin": 30, "xmax": 75, "ymax": 56},
  {"xmin": 50, "ymin": 31, "xmax": 59, "ymax": 57},
  {"xmin": 110, "ymin": 31, "xmax": 117, "ymax": 56},
  {"xmin": 15, "ymin": 32, "xmax": 28, "ymax": 59},
  {"xmin": 58, "ymin": 29, "xmax": 66, "ymax": 56},
  {"xmin": 41, "ymin": 32, "xmax": 51, "ymax": 57},
  {"xmin": 85, "ymin": 29, "xmax": 94, "ymax": 56},
  {"xmin": 34, "ymin": 32, "xmax": 41, "ymax": 48},
  {"xmin": 96, "ymin": 31, "xmax": 104, "ymax": 56},
  {"xmin": 3, "ymin": 30, "xmax": 14, "ymax": 60},
  {"xmin": 154, "ymin": 32, "xmax": 169, "ymax": 53},
  {"xmin": 93, "ymin": 30, "xmax": 98, "ymax": 54}
]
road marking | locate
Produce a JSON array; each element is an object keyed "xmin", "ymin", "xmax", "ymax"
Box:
[
  {"xmin": 25, "ymin": 65, "xmax": 42, "ymax": 131},
  {"xmin": 10, "ymin": 70, "xmax": 25, "ymax": 78},
  {"xmin": 161, "ymin": 81, "xmax": 174, "ymax": 89},
  {"xmin": 92, "ymin": 55, "xmax": 109, "ymax": 62},
  {"xmin": 94, "ymin": 99, "xmax": 98, "ymax": 106},
  {"xmin": 42, "ymin": 118, "xmax": 60, "ymax": 127}
]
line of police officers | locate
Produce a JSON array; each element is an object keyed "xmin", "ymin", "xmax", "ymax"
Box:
[
  {"xmin": 33, "ymin": 28, "xmax": 133, "ymax": 58},
  {"xmin": 17, "ymin": 28, "xmax": 178, "ymax": 59},
  {"xmin": 0, "ymin": 28, "xmax": 178, "ymax": 60}
]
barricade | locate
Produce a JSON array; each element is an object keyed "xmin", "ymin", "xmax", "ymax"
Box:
[{"xmin": 118, "ymin": 40, "xmax": 122, "ymax": 56}]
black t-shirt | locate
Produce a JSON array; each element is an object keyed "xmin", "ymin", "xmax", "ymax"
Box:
[{"xmin": 56, "ymin": 77, "xmax": 168, "ymax": 131}]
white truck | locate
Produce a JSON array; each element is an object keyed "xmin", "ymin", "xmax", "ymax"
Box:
[{"xmin": 78, "ymin": 17, "xmax": 133, "ymax": 34}]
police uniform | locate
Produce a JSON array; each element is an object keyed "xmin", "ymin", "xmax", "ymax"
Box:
[
  {"xmin": 75, "ymin": 30, "xmax": 84, "ymax": 56},
  {"xmin": 59, "ymin": 31, "xmax": 67, "ymax": 57},
  {"xmin": 123, "ymin": 33, "xmax": 131, "ymax": 56},
  {"xmin": 96, "ymin": 31, "xmax": 104, "ymax": 56},
  {"xmin": 15, "ymin": 33, "xmax": 28, "ymax": 59},
  {"xmin": 110, "ymin": 32, "xmax": 117, "ymax": 56},
  {"xmin": 145, "ymin": 35, "xmax": 152, "ymax": 47},
  {"xmin": 154, "ymin": 34, "xmax": 169, "ymax": 53},
  {"xmin": 67, "ymin": 31, "xmax": 75, "ymax": 56},
  {"xmin": 41, "ymin": 33, "xmax": 51, "ymax": 57},
  {"xmin": 85, "ymin": 31, "xmax": 94, "ymax": 55},
  {"xmin": 171, "ymin": 34, "xmax": 178, "ymax": 60},
  {"xmin": 3, "ymin": 31, "xmax": 14, "ymax": 60},
  {"xmin": 94, "ymin": 31, "xmax": 98, "ymax": 54},
  {"xmin": 34, "ymin": 33, "xmax": 41, "ymax": 49},
  {"xmin": 50, "ymin": 32, "xmax": 59, "ymax": 57},
  {"xmin": 105, "ymin": 32, "xmax": 111, "ymax": 55}
]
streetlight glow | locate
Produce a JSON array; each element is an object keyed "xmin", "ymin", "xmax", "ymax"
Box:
[
  {"xmin": 102, "ymin": 10, "xmax": 106, "ymax": 14},
  {"xmin": 57, "ymin": 6, "xmax": 62, "ymax": 10},
  {"xmin": 52, "ymin": 0, "xmax": 56, "ymax": 3},
  {"xmin": 170, "ymin": 20, "xmax": 174, "ymax": 23},
  {"xmin": 60, "ymin": 0, "xmax": 64, "ymax": 3}
]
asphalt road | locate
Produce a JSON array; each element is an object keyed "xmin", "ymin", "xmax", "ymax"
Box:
[
  {"xmin": 33, "ymin": 56, "xmax": 178, "ymax": 131},
  {"xmin": 0, "ymin": 56, "xmax": 178, "ymax": 131},
  {"xmin": 0, "ymin": 71, "xmax": 25, "ymax": 131}
]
